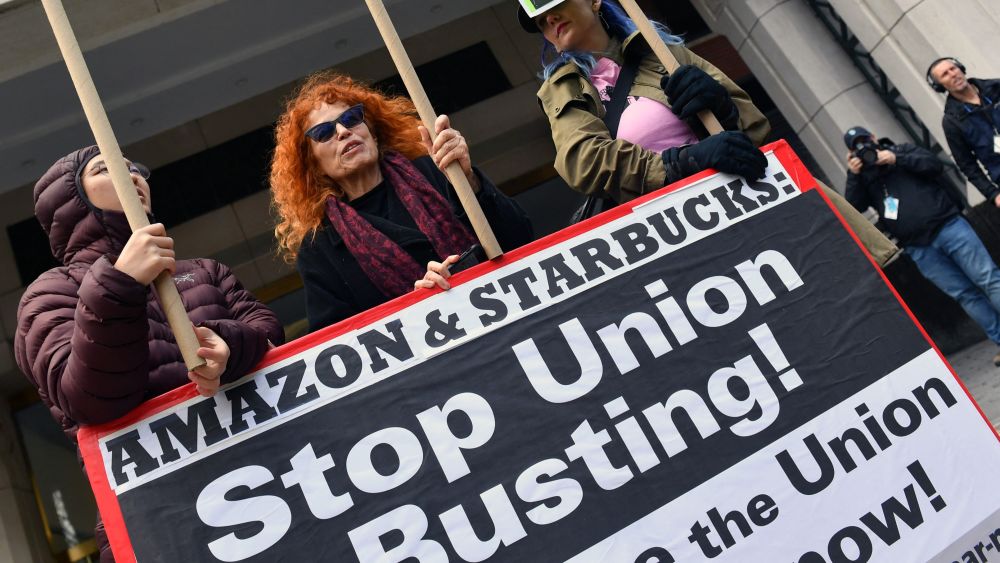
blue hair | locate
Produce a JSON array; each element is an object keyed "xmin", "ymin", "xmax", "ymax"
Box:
[{"xmin": 539, "ymin": 0, "xmax": 684, "ymax": 80}]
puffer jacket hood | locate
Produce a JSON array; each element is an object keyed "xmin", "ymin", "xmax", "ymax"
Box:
[
  {"xmin": 33, "ymin": 145, "xmax": 133, "ymax": 266},
  {"xmin": 19, "ymin": 147, "xmax": 285, "ymax": 563}
]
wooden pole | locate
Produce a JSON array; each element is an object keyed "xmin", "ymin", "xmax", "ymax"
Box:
[
  {"xmin": 617, "ymin": 0, "xmax": 725, "ymax": 135},
  {"xmin": 40, "ymin": 0, "xmax": 205, "ymax": 370},
  {"xmin": 364, "ymin": 0, "xmax": 503, "ymax": 259}
]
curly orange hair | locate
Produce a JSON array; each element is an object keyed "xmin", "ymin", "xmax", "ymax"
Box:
[{"xmin": 270, "ymin": 70, "xmax": 428, "ymax": 262}]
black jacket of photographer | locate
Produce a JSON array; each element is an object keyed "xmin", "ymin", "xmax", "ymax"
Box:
[
  {"xmin": 942, "ymin": 77, "xmax": 1000, "ymax": 202},
  {"xmin": 845, "ymin": 140, "xmax": 964, "ymax": 247}
]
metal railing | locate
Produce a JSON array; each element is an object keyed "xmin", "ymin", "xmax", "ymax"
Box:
[
  {"xmin": 804, "ymin": 0, "xmax": 969, "ymax": 200},
  {"xmin": 804, "ymin": 0, "xmax": 941, "ymax": 151}
]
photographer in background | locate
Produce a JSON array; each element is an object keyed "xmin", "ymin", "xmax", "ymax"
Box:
[{"xmin": 845, "ymin": 126, "xmax": 1000, "ymax": 366}]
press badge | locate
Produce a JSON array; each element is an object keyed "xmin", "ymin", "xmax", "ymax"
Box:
[{"xmin": 884, "ymin": 196, "xmax": 899, "ymax": 220}]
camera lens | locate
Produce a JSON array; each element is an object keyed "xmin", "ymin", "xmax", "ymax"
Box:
[{"xmin": 854, "ymin": 141, "xmax": 878, "ymax": 165}]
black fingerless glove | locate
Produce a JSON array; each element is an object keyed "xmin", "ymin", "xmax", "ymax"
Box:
[
  {"xmin": 661, "ymin": 131, "xmax": 767, "ymax": 182},
  {"xmin": 661, "ymin": 65, "xmax": 740, "ymax": 131}
]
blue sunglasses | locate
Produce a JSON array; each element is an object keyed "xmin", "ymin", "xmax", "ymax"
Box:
[{"xmin": 304, "ymin": 104, "xmax": 366, "ymax": 143}]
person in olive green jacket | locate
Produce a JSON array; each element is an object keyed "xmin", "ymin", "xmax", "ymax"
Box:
[{"xmin": 517, "ymin": 0, "xmax": 898, "ymax": 266}]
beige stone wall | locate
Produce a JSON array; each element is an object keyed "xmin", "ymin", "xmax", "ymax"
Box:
[
  {"xmin": 689, "ymin": 0, "xmax": 912, "ymax": 192},
  {"xmin": 828, "ymin": 0, "xmax": 1000, "ymax": 202},
  {"xmin": 0, "ymin": 0, "xmax": 209, "ymax": 83}
]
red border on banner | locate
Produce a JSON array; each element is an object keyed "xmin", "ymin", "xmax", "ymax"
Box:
[
  {"xmin": 75, "ymin": 140, "xmax": 997, "ymax": 561},
  {"xmin": 773, "ymin": 139, "xmax": 999, "ymax": 440},
  {"xmin": 809, "ymin": 180, "xmax": 1000, "ymax": 442}
]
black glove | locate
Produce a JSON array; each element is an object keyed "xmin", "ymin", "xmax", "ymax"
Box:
[
  {"xmin": 662, "ymin": 131, "xmax": 767, "ymax": 182},
  {"xmin": 661, "ymin": 65, "xmax": 739, "ymax": 130}
]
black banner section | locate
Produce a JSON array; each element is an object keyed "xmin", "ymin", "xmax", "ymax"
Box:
[{"xmin": 116, "ymin": 192, "xmax": 928, "ymax": 562}]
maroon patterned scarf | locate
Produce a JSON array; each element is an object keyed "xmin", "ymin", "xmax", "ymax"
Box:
[{"xmin": 324, "ymin": 151, "xmax": 476, "ymax": 298}]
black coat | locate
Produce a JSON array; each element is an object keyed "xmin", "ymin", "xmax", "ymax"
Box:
[
  {"xmin": 845, "ymin": 142, "xmax": 963, "ymax": 246},
  {"xmin": 942, "ymin": 77, "xmax": 1000, "ymax": 202},
  {"xmin": 297, "ymin": 156, "xmax": 534, "ymax": 332}
]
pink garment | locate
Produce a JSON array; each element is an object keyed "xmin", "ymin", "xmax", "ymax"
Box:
[{"xmin": 590, "ymin": 57, "xmax": 698, "ymax": 153}]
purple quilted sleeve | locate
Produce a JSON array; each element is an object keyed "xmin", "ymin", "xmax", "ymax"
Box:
[{"xmin": 197, "ymin": 260, "xmax": 284, "ymax": 383}]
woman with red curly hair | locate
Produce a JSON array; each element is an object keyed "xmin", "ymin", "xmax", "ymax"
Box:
[{"xmin": 271, "ymin": 71, "xmax": 533, "ymax": 331}]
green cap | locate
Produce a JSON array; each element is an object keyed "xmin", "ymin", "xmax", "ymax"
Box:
[{"xmin": 517, "ymin": 0, "xmax": 567, "ymax": 32}]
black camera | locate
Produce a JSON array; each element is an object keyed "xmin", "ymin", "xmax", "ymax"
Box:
[{"xmin": 853, "ymin": 140, "xmax": 880, "ymax": 166}]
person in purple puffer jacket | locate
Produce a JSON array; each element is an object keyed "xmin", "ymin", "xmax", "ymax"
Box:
[{"xmin": 14, "ymin": 145, "xmax": 284, "ymax": 562}]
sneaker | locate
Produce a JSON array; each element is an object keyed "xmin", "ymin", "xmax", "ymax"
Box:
[{"xmin": 994, "ymin": 351, "xmax": 1000, "ymax": 367}]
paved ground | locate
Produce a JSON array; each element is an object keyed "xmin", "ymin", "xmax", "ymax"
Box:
[{"xmin": 945, "ymin": 339, "xmax": 1000, "ymax": 428}]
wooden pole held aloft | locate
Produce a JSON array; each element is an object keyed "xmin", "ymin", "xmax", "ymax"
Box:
[
  {"xmin": 617, "ymin": 0, "xmax": 725, "ymax": 135},
  {"xmin": 364, "ymin": 0, "xmax": 503, "ymax": 259},
  {"xmin": 40, "ymin": 0, "xmax": 205, "ymax": 370}
]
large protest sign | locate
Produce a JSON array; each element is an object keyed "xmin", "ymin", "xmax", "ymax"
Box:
[{"xmin": 78, "ymin": 141, "xmax": 1000, "ymax": 562}]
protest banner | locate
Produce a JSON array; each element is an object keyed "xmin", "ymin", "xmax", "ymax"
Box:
[{"xmin": 78, "ymin": 141, "xmax": 1000, "ymax": 562}]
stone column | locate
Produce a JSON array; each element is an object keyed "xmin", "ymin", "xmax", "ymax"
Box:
[
  {"xmin": 0, "ymin": 397, "xmax": 52, "ymax": 563},
  {"xmin": 827, "ymin": 0, "xmax": 1000, "ymax": 202},
  {"xmin": 687, "ymin": 0, "xmax": 913, "ymax": 191}
]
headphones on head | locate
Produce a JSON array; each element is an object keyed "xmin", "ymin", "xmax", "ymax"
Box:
[{"xmin": 926, "ymin": 57, "xmax": 966, "ymax": 93}]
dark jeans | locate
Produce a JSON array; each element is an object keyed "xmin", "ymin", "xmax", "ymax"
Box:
[{"xmin": 908, "ymin": 216, "xmax": 1000, "ymax": 344}]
